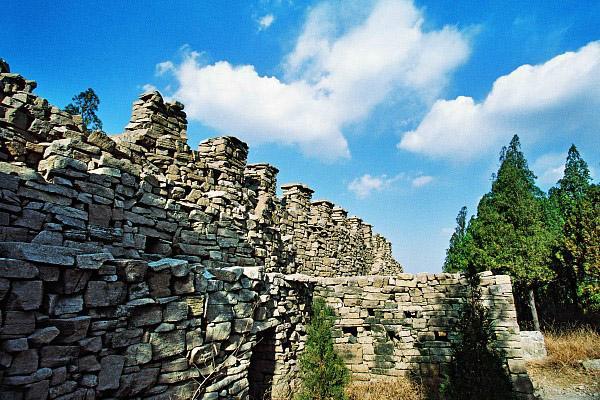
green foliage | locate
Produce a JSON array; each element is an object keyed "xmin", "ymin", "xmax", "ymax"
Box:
[
  {"xmin": 64, "ymin": 88, "xmax": 103, "ymax": 132},
  {"xmin": 548, "ymin": 146, "xmax": 599, "ymax": 313},
  {"xmin": 441, "ymin": 264, "xmax": 515, "ymax": 400},
  {"xmin": 443, "ymin": 138, "xmax": 598, "ymax": 325},
  {"xmin": 297, "ymin": 298, "xmax": 349, "ymax": 400},
  {"xmin": 550, "ymin": 145, "xmax": 592, "ymax": 212},
  {"xmin": 564, "ymin": 184, "xmax": 600, "ymax": 312},
  {"xmin": 468, "ymin": 135, "xmax": 555, "ymax": 287},
  {"xmin": 443, "ymin": 206, "xmax": 473, "ymax": 272}
]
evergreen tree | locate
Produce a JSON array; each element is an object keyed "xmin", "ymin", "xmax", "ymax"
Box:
[
  {"xmin": 549, "ymin": 145, "xmax": 596, "ymax": 312},
  {"xmin": 468, "ymin": 135, "xmax": 554, "ymax": 329},
  {"xmin": 561, "ymin": 183, "xmax": 600, "ymax": 313},
  {"xmin": 443, "ymin": 206, "xmax": 473, "ymax": 272},
  {"xmin": 575, "ymin": 184, "xmax": 600, "ymax": 312},
  {"xmin": 64, "ymin": 88, "xmax": 103, "ymax": 132},
  {"xmin": 551, "ymin": 145, "xmax": 592, "ymax": 210},
  {"xmin": 297, "ymin": 298, "xmax": 349, "ymax": 400}
]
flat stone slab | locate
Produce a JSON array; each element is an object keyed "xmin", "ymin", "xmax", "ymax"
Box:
[
  {"xmin": 582, "ymin": 358, "xmax": 600, "ymax": 371},
  {"xmin": 0, "ymin": 258, "xmax": 39, "ymax": 278},
  {"xmin": 0, "ymin": 243, "xmax": 81, "ymax": 266},
  {"xmin": 520, "ymin": 330, "xmax": 547, "ymax": 360},
  {"xmin": 98, "ymin": 355, "xmax": 125, "ymax": 390},
  {"xmin": 148, "ymin": 258, "xmax": 188, "ymax": 272}
]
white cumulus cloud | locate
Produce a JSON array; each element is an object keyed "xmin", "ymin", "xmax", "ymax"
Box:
[
  {"xmin": 154, "ymin": 0, "xmax": 470, "ymax": 160},
  {"xmin": 348, "ymin": 174, "xmax": 395, "ymax": 199},
  {"xmin": 258, "ymin": 14, "xmax": 275, "ymax": 30},
  {"xmin": 398, "ymin": 41, "xmax": 600, "ymax": 160}
]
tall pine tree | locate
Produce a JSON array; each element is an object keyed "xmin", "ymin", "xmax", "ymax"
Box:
[
  {"xmin": 549, "ymin": 146, "xmax": 598, "ymax": 313},
  {"xmin": 468, "ymin": 135, "xmax": 554, "ymax": 329},
  {"xmin": 443, "ymin": 206, "xmax": 473, "ymax": 273}
]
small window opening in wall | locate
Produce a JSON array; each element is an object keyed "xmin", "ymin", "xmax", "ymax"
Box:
[
  {"xmin": 367, "ymin": 308, "xmax": 376, "ymax": 317},
  {"xmin": 342, "ymin": 326, "xmax": 358, "ymax": 337},
  {"xmin": 145, "ymin": 236, "xmax": 161, "ymax": 254},
  {"xmin": 404, "ymin": 310, "xmax": 418, "ymax": 318},
  {"xmin": 245, "ymin": 177, "xmax": 260, "ymax": 192},
  {"xmin": 386, "ymin": 329, "xmax": 400, "ymax": 341},
  {"xmin": 434, "ymin": 331, "xmax": 449, "ymax": 342}
]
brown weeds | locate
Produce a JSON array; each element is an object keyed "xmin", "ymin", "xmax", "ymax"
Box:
[
  {"xmin": 527, "ymin": 326, "xmax": 600, "ymax": 391},
  {"xmin": 346, "ymin": 376, "xmax": 424, "ymax": 400},
  {"xmin": 541, "ymin": 326, "xmax": 600, "ymax": 369}
]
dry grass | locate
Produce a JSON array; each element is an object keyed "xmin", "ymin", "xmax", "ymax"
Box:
[
  {"xmin": 527, "ymin": 326, "xmax": 600, "ymax": 392},
  {"xmin": 346, "ymin": 376, "xmax": 425, "ymax": 400},
  {"xmin": 540, "ymin": 326, "xmax": 600, "ymax": 369}
]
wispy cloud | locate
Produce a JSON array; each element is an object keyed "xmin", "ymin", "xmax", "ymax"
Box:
[
  {"xmin": 532, "ymin": 152, "xmax": 566, "ymax": 187},
  {"xmin": 258, "ymin": 14, "xmax": 275, "ymax": 30},
  {"xmin": 141, "ymin": 83, "xmax": 158, "ymax": 93},
  {"xmin": 152, "ymin": 0, "xmax": 470, "ymax": 160},
  {"xmin": 399, "ymin": 41, "xmax": 600, "ymax": 161},
  {"xmin": 348, "ymin": 171, "xmax": 433, "ymax": 198},
  {"xmin": 440, "ymin": 227, "xmax": 455, "ymax": 236},
  {"xmin": 411, "ymin": 175, "xmax": 434, "ymax": 187},
  {"xmin": 155, "ymin": 61, "xmax": 175, "ymax": 76}
]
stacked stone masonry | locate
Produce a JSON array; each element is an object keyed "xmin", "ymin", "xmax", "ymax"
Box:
[{"xmin": 0, "ymin": 59, "xmax": 533, "ymax": 399}]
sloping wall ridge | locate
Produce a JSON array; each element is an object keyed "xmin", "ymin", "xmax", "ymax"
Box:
[
  {"xmin": 0, "ymin": 60, "xmax": 533, "ymax": 400},
  {"xmin": 0, "ymin": 60, "xmax": 401, "ymax": 278}
]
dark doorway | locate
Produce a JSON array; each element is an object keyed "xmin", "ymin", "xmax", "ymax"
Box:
[{"xmin": 248, "ymin": 327, "xmax": 276, "ymax": 400}]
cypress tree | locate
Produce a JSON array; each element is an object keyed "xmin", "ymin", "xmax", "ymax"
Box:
[
  {"xmin": 549, "ymin": 145, "xmax": 597, "ymax": 312},
  {"xmin": 443, "ymin": 206, "xmax": 473, "ymax": 273},
  {"xmin": 297, "ymin": 298, "xmax": 349, "ymax": 400},
  {"xmin": 468, "ymin": 135, "xmax": 554, "ymax": 329}
]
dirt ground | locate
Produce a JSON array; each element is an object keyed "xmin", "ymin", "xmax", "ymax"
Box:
[{"xmin": 528, "ymin": 364, "xmax": 600, "ymax": 399}]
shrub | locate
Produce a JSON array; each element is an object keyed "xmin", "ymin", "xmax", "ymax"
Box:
[{"xmin": 296, "ymin": 298, "xmax": 349, "ymax": 400}]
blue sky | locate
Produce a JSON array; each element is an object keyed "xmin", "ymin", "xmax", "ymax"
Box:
[{"xmin": 3, "ymin": 1, "xmax": 599, "ymax": 273}]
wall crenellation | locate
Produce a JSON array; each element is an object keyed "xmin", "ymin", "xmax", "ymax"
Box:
[{"xmin": 0, "ymin": 60, "xmax": 534, "ymax": 400}]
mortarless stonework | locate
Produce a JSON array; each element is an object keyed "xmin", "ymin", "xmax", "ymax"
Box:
[{"xmin": 0, "ymin": 60, "xmax": 533, "ymax": 399}]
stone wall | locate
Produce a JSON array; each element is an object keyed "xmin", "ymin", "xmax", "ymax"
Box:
[
  {"xmin": 307, "ymin": 272, "xmax": 534, "ymax": 397},
  {"xmin": 0, "ymin": 255, "xmax": 312, "ymax": 400},
  {"xmin": 0, "ymin": 60, "xmax": 402, "ymax": 278},
  {"xmin": 0, "ymin": 59, "xmax": 534, "ymax": 400}
]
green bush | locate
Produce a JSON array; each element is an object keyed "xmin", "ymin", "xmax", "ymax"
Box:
[
  {"xmin": 441, "ymin": 267, "xmax": 515, "ymax": 400},
  {"xmin": 296, "ymin": 298, "xmax": 349, "ymax": 400}
]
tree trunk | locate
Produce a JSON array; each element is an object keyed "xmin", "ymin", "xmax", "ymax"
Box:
[
  {"xmin": 528, "ymin": 288, "xmax": 541, "ymax": 331},
  {"xmin": 570, "ymin": 272, "xmax": 581, "ymax": 316}
]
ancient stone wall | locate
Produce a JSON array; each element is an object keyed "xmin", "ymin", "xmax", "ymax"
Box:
[
  {"xmin": 0, "ymin": 60, "xmax": 401, "ymax": 277},
  {"xmin": 0, "ymin": 60, "xmax": 533, "ymax": 400},
  {"xmin": 0, "ymin": 254, "xmax": 312, "ymax": 400}
]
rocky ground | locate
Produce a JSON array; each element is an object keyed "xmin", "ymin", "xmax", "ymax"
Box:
[{"xmin": 534, "ymin": 383, "xmax": 600, "ymax": 400}]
